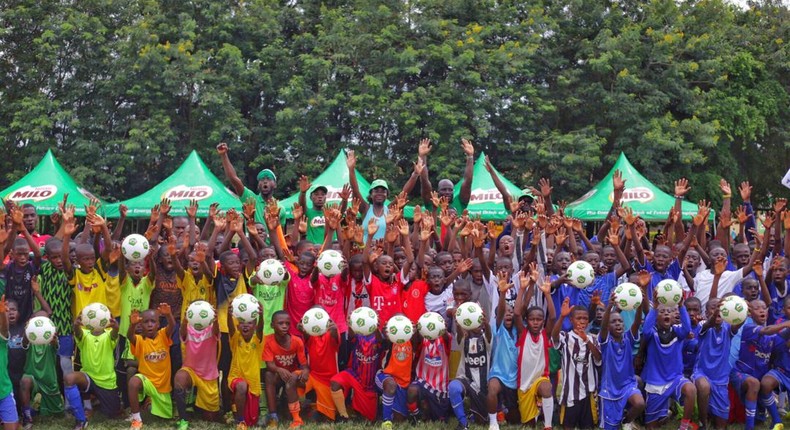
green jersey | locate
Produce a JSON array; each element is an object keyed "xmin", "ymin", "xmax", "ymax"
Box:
[
  {"xmin": 23, "ymin": 343, "xmax": 63, "ymax": 415},
  {"xmin": 0, "ymin": 337, "xmax": 12, "ymax": 398},
  {"xmin": 76, "ymin": 329, "xmax": 118, "ymax": 390},
  {"xmin": 241, "ymin": 187, "xmax": 285, "ymax": 233},
  {"xmin": 251, "ymin": 278, "xmax": 288, "ymax": 337},
  {"xmin": 305, "ymin": 206, "xmax": 326, "ymax": 244},
  {"xmin": 38, "ymin": 261, "xmax": 73, "ymax": 335},
  {"xmin": 119, "ymin": 277, "xmax": 154, "ymax": 339}
]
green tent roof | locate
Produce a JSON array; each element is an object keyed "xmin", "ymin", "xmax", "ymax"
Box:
[
  {"xmin": 565, "ymin": 153, "xmax": 710, "ymax": 221},
  {"xmin": 0, "ymin": 149, "xmax": 108, "ymax": 216},
  {"xmin": 455, "ymin": 153, "xmax": 526, "ymax": 221},
  {"xmin": 111, "ymin": 151, "xmax": 243, "ymax": 218},
  {"xmin": 278, "ymin": 151, "xmax": 373, "ymax": 218}
]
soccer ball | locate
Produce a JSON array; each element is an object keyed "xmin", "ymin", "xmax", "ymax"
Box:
[
  {"xmin": 455, "ymin": 302, "xmax": 484, "ymax": 330},
  {"xmin": 25, "ymin": 316, "xmax": 56, "ymax": 345},
  {"xmin": 613, "ymin": 283, "xmax": 643, "ymax": 311},
  {"xmin": 231, "ymin": 294, "xmax": 260, "ymax": 323},
  {"xmin": 256, "ymin": 259, "xmax": 286, "ymax": 285},
  {"xmin": 186, "ymin": 300, "xmax": 215, "ymax": 330},
  {"xmin": 121, "ymin": 234, "xmax": 150, "ymax": 262},
  {"xmin": 417, "ymin": 312, "xmax": 446, "ymax": 340},
  {"xmin": 349, "ymin": 306, "xmax": 378, "ymax": 335},
  {"xmin": 386, "ymin": 315, "xmax": 414, "ymax": 344},
  {"xmin": 566, "ymin": 261, "xmax": 595, "ymax": 289},
  {"xmin": 317, "ymin": 250, "xmax": 346, "ymax": 277},
  {"xmin": 720, "ymin": 296, "xmax": 748, "ymax": 325},
  {"xmin": 656, "ymin": 279, "xmax": 683, "ymax": 305},
  {"xmin": 81, "ymin": 303, "xmax": 111, "ymax": 332},
  {"xmin": 302, "ymin": 307, "xmax": 330, "ymax": 336}
]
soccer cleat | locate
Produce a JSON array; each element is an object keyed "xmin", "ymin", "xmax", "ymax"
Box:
[
  {"xmin": 772, "ymin": 424, "xmax": 784, "ymax": 430},
  {"xmin": 496, "ymin": 411, "xmax": 506, "ymax": 423},
  {"xmin": 455, "ymin": 424, "xmax": 469, "ymax": 430},
  {"xmin": 176, "ymin": 419, "xmax": 189, "ymax": 430},
  {"xmin": 488, "ymin": 422, "xmax": 500, "ymax": 430},
  {"xmin": 382, "ymin": 421, "xmax": 393, "ymax": 430},
  {"xmin": 235, "ymin": 423, "xmax": 248, "ymax": 430},
  {"xmin": 22, "ymin": 416, "xmax": 32, "ymax": 430},
  {"xmin": 408, "ymin": 412, "xmax": 419, "ymax": 426},
  {"xmin": 130, "ymin": 420, "xmax": 143, "ymax": 430},
  {"xmin": 267, "ymin": 417, "xmax": 279, "ymax": 428},
  {"xmin": 71, "ymin": 421, "xmax": 87, "ymax": 430}
]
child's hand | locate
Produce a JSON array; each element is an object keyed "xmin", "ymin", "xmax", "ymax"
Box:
[
  {"xmin": 398, "ymin": 218, "xmax": 410, "ymax": 236},
  {"xmin": 538, "ymin": 276, "xmax": 552, "ymax": 295},
  {"xmin": 159, "ymin": 198, "xmax": 172, "ymax": 216},
  {"xmin": 590, "ymin": 290, "xmax": 601, "ymax": 307},
  {"xmin": 187, "ymin": 199, "xmax": 199, "ymax": 220},
  {"xmin": 166, "ymin": 236, "xmax": 177, "ymax": 256},
  {"xmin": 637, "ymin": 270, "xmax": 651, "ymax": 288},
  {"xmin": 0, "ymin": 295, "xmax": 6, "ymax": 314},
  {"xmin": 158, "ymin": 303, "xmax": 172, "ymax": 316},
  {"xmin": 31, "ymin": 277, "xmax": 40, "ymax": 293},
  {"xmin": 107, "ymin": 318, "xmax": 119, "ymax": 330},
  {"xmin": 298, "ymin": 175, "xmax": 311, "ymax": 193},
  {"xmin": 130, "ymin": 310, "xmax": 141, "ymax": 325},
  {"xmin": 713, "ymin": 257, "xmax": 727, "ymax": 276},
  {"xmin": 216, "ymin": 142, "xmax": 229, "ymax": 154},
  {"xmin": 753, "ymin": 261, "xmax": 764, "ymax": 278},
  {"xmin": 560, "ymin": 297, "xmax": 571, "ymax": 317},
  {"xmin": 109, "ymin": 242, "xmax": 122, "ymax": 264},
  {"xmin": 575, "ymin": 328, "xmax": 588, "ymax": 342},
  {"xmin": 367, "ymin": 218, "xmax": 379, "ymax": 237},
  {"xmin": 674, "ymin": 178, "xmax": 691, "ymax": 197},
  {"xmin": 457, "ymin": 258, "xmax": 473, "ymax": 274}
]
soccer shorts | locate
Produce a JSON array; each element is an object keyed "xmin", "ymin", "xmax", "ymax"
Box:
[
  {"xmin": 410, "ymin": 378, "xmax": 450, "ymax": 421},
  {"xmin": 456, "ymin": 378, "xmax": 487, "ymax": 421},
  {"xmin": 0, "ymin": 392, "xmax": 18, "ymax": 423},
  {"xmin": 304, "ymin": 375, "xmax": 335, "ymax": 420},
  {"xmin": 230, "ymin": 378, "xmax": 259, "ymax": 427},
  {"xmin": 645, "ymin": 377, "xmax": 691, "ymax": 423},
  {"xmin": 518, "ymin": 377, "xmax": 549, "ymax": 423},
  {"xmin": 692, "ymin": 373, "xmax": 729, "ymax": 420},
  {"xmin": 600, "ymin": 385, "xmax": 641, "ymax": 430},
  {"xmin": 181, "ymin": 367, "xmax": 220, "ymax": 412},
  {"xmin": 561, "ymin": 395, "xmax": 595, "ymax": 428},
  {"xmin": 330, "ymin": 370, "xmax": 377, "ymax": 421},
  {"xmin": 83, "ymin": 374, "xmax": 122, "ymax": 418},
  {"xmin": 133, "ymin": 374, "xmax": 173, "ymax": 419},
  {"xmin": 375, "ymin": 371, "xmax": 408, "ymax": 417}
]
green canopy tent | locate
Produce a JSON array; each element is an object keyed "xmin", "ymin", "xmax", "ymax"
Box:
[
  {"xmin": 110, "ymin": 150, "xmax": 243, "ymax": 218},
  {"xmin": 0, "ymin": 149, "xmax": 109, "ymax": 216},
  {"xmin": 565, "ymin": 152, "xmax": 711, "ymax": 221},
  {"xmin": 279, "ymin": 151, "xmax": 374, "ymax": 218}
]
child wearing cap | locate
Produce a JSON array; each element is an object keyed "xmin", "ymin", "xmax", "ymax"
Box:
[{"xmin": 297, "ymin": 175, "xmax": 329, "ymax": 245}]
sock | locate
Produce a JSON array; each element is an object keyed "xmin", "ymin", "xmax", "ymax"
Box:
[
  {"xmin": 745, "ymin": 399, "xmax": 757, "ymax": 430},
  {"xmin": 679, "ymin": 419, "xmax": 692, "ymax": 430},
  {"xmin": 64, "ymin": 385, "xmax": 85, "ymax": 422},
  {"xmin": 762, "ymin": 392, "xmax": 782, "ymax": 424},
  {"xmin": 381, "ymin": 392, "xmax": 394, "ymax": 422},
  {"xmin": 83, "ymin": 399, "xmax": 92, "ymax": 410},
  {"xmin": 407, "ymin": 401, "xmax": 418, "ymax": 415},
  {"xmin": 331, "ymin": 390, "xmax": 348, "ymax": 418},
  {"xmin": 269, "ymin": 413, "xmax": 279, "ymax": 421},
  {"xmin": 131, "ymin": 412, "xmax": 142, "ymax": 422},
  {"xmin": 173, "ymin": 387, "xmax": 189, "ymax": 421},
  {"xmin": 288, "ymin": 401, "xmax": 302, "ymax": 423},
  {"xmin": 541, "ymin": 397, "xmax": 554, "ymax": 429},
  {"xmin": 449, "ymin": 380, "xmax": 467, "ymax": 426},
  {"xmin": 23, "ymin": 406, "xmax": 32, "ymax": 419},
  {"xmin": 489, "ymin": 413, "xmax": 497, "ymax": 426}
]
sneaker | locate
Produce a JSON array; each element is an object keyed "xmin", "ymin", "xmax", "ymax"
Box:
[
  {"xmin": 176, "ymin": 419, "xmax": 189, "ymax": 430},
  {"xmin": 236, "ymin": 423, "xmax": 248, "ymax": 430},
  {"xmin": 268, "ymin": 417, "xmax": 279, "ymax": 428},
  {"xmin": 772, "ymin": 424, "xmax": 785, "ymax": 430},
  {"xmin": 408, "ymin": 412, "xmax": 419, "ymax": 426},
  {"xmin": 623, "ymin": 422, "xmax": 633, "ymax": 430},
  {"xmin": 288, "ymin": 421, "xmax": 303, "ymax": 429},
  {"xmin": 496, "ymin": 411, "xmax": 506, "ymax": 423},
  {"xmin": 130, "ymin": 420, "xmax": 143, "ymax": 430},
  {"xmin": 488, "ymin": 422, "xmax": 500, "ymax": 430},
  {"xmin": 455, "ymin": 424, "xmax": 469, "ymax": 430},
  {"xmin": 22, "ymin": 416, "xmax": 32, "ymax": 430},
  {"xmin": 257, "ymin": 415, "xmax": 268, "ymax": 427},
  {"xmin": 71, "ymin": 421, "xmax": 87, "ymax": 430},
  {"xmin": 382, "ymin": 421, "xmax": 393, "ymax": 430}
]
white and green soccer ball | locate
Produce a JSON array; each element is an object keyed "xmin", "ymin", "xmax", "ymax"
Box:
[
  {"xmin": 121, "ymin": 234, "xmax": 150, "ymax": 262},
  {"xmin": 720, "ymin": 296, "xmax": 748, "ymax": 325},
  {"xmin": 417, "ymin": 311, "xmax": 446, "ymax": 340},
  {"xmin": 566, "ymin": 261, "xmax": 595, "ymax": 289},
  {"xmin": 231, "ymin": 294, "xmax": 260, "ymax": 323},
  {"xmin": 256, "ymin": 259, "xmax": 286, "ymax": 285},
  {"xmin": 302, "ymin": 307, "xmax": 330, "ymax": 336},
  {"xmin": 455, "ymin": 302, "xmax": 484, "ymax": 330},
  {"xmin": 317, "ymin": 250, "xmax": 346, "ymax": 277},
  {"xmin": 656, "ymin": 279, "xmax": 683, "ymax": 305},
  {"xmin": 349, "ymin": 306, "xmax": 378, "ymax": 335},
  {"xmin": 613, "ymin": 282, "xmax": 643, "ymax": 311},
  {"xmin": 186, "ymin": 300, "xmax": 215, "ymax": 330},
  {"xmin": 81, "ymin": 303, "xmax": 111, "ymax": 332},
  {"xmin": 386, "ymin": 315, "xmax": 413, "ymax": 344},
  {"xmin": 26, "ymin": 316, "xmax": 56, "ymax": 345}
]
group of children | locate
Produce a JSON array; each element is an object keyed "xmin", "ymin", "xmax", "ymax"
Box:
[{"xmin": 0, "ymin": 145, "xmax": 787, "ymax": 430}]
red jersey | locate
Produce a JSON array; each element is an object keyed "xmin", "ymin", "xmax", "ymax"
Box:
[
  {"xmin": 285, "ymin": 263, "xmax": 314, "ymax": 338},
  {"xmin": 314, "ymin": 274, "xmax": 348, "ymax": 334},
  {"xmin": 402, "ymin": 280, "xmax": 428, "ymax": 323},
  {"xmin": 366, "ymin": 271, "xmax": 406, "ymax": 326},
  {"xmin": 262, "ymin": 334, "xmax": 307, "ymax": 373},
  {"xmin": 415, "ymin": 337, "xmax": 450, "ymax": 393}
]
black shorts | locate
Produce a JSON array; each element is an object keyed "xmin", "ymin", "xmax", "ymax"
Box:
[
  {"xmin": 457, "ymin": 378, "xmax": 487, "ymax": 421},
  {"xmin": 496, "ymin": 383, "xmax": 518, "ymax": 413},
  {"xmin": 85, "ymin": 375, "xmax": 122, "ymax": 418},
  {"xmin": 561, "ymin": 395, "xmax": 594, "ymax": 429},
  {"xmin": 411, "ymin": 380, "xmax": 450, "ymax": 421}
]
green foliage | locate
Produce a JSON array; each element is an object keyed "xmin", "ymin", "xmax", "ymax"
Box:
[{"xmin": 0, "ymin": 0, "xmax": 787, "ymax": 206}]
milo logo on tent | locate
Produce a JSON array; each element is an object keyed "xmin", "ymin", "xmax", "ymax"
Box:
[
  {"xmin": 609, "ymin": 187, "xmax": 654, "ymax": 203},
  {"xmin": 469, "ymin": 188, "xmax": 504, "ymax": 204},
  {"xmin": 7, "ymin": 185, "xmax": 58, "ymax": 202},
  {"xmin": 163, "ymin": 185, "xmax": 213, "ymax": 201}
]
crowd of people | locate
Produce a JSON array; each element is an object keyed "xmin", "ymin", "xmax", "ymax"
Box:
[{"xmin": 0, "ymin": 141, "xmax": 786, "ymax": 430}]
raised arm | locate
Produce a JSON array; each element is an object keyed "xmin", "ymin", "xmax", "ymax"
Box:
[
  {"xmin": 111, "ymin": 205, "xmax": 127, "ymax": 241},
  {"xmin": 345, "ymin": 150, "xmax": 369, "ymax": 215},
  {"xmin": 458, "ymin": 139, "xmax": 475, "ymax": 206},
  {"xmin": 417, "ymin": 139, "xmax": 433, "ymax": 206},
  {"xmin": 551, "ymin": 297, "xmax": 571, "ymax": 344},
  {"xmin": 484, "ymin": 156, "xmax": 515, "ymax": 214},
  {"xmin": 216, "ymin": 143, "xmax": 245, "ymax": 196}
]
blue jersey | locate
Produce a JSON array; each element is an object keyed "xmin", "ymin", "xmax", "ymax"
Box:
[
  {"xmin": 579, "ymin": 272, "xmax": 618, "ymax": 308},
  {"xmin": 488, "ymin": 323, "xmax": 518, "ymax": 389},
  {"xmin": 728, "ymin": 316, "xmax": 753, "ymax": 367},
  {"xmin": 550, "ymin": 275, "xmax": 579, "ymax": 331},
  {"xmin": 736, "ymin": 323, "xmax": 782, "ymax": 379},
  {"xmin": 637, "ymin": 260, "xmax": 682, "ymax": 301},
  {"xmin": 347, "ymin": 334, "xmax": 383, "ymax": 389},
  {"xmin": 641, "ymin": 306, "xmax": 691, "ymax": 386},
  {"xmin": 694, "ymin": 323, "xmax": 734, "ymax": 384},
  {"xmin": 599, "ymin": 331, "xmax": 639, "ymax": 400},
  {"xmin": 766, "ymin": 280, "xmax": 788, "ymax": 324},
  {"xmin": 682, "ymin": 324, "xmax": 701, "ymax": 376},
  {"xmin": 769, "ymin": 329, "xmax": 790, "ymax": 377}
]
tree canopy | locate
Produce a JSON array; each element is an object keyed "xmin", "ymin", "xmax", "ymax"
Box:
[{"xmin": 1, "ymin": 0, "xmax": 787, "ymax": 209}]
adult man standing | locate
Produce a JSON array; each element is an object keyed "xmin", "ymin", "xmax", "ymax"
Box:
[
  {"xmin": 21, "ymin": 204, "xmax": 51, "ymax": 249},
  {"xmin": 216, "ymin": 143, "xmax": 284, "ymax": 232},
  {"xmin": 418, "ymin": 138, "xmax": 475, "ymax": 213}
]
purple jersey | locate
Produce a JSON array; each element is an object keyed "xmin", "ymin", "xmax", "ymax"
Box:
[
  {"xmin": 346, "ymin": 334, "xmax": 383, "ymax": 389},
  {"xmin": 735, "ymin": 323, "xmax": 782, "ymax": 379}
]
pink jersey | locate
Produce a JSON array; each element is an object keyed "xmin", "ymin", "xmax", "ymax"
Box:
[
  {"xmin": 415, "ymin": 337, "xmax": 450, "ymax": 393},
  {"xmin": 315, "ymin": 274, "xmax": 348, "ymax": 334},
  {"xmin": 183, "ymin": 325, "xmax": 219, "ymax": 380},
  {"xmin": 286, "ymin": 263, "xmax": 314, "ymax": 338}
]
